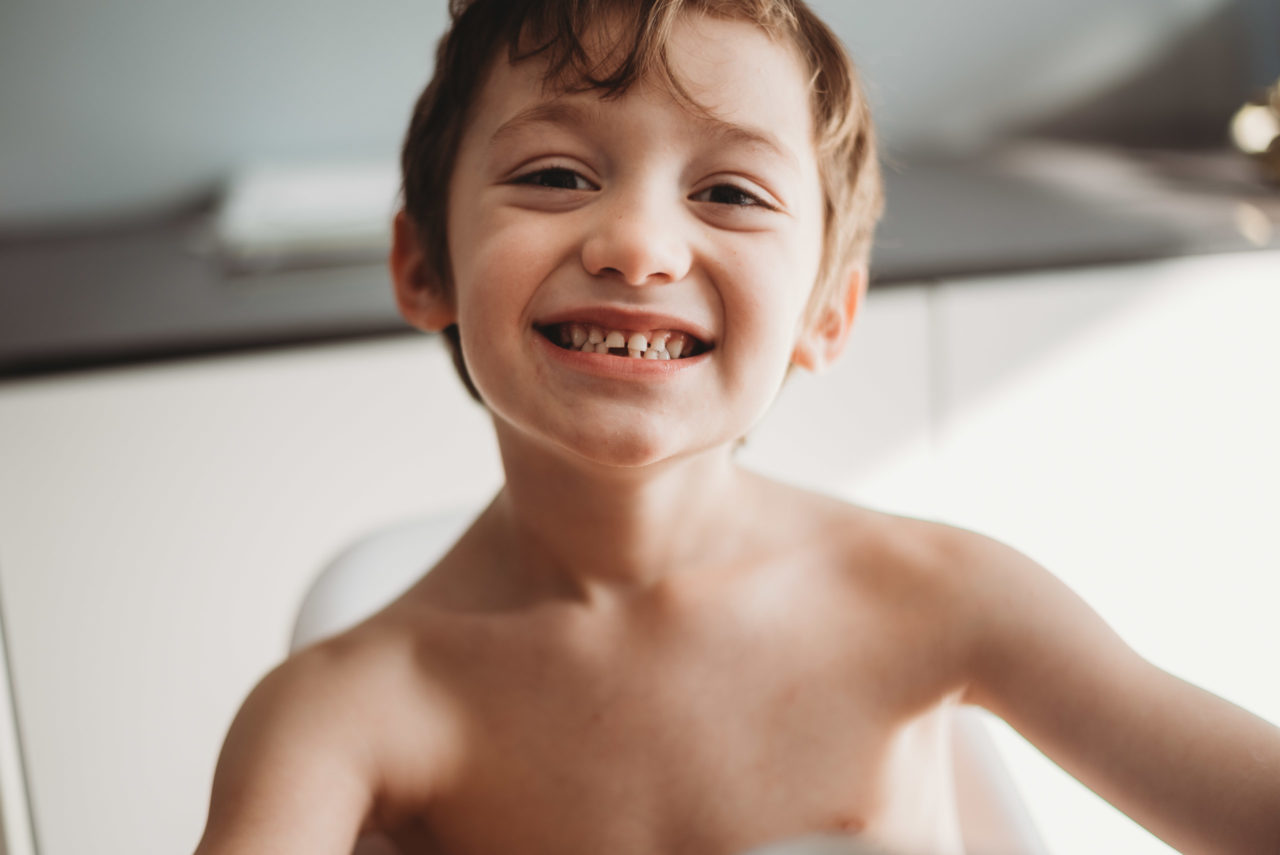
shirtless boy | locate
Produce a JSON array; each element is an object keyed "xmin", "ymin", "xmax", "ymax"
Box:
[{"xmin": 193, "ymin": 1, "xmax": 1280, "ymax": 853}]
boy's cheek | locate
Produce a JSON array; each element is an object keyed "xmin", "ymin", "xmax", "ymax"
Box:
[
  {"xmin": 462, "ymin": 214, "xmax": 576, "ymax": 278},
  {"xmin": 446, "ymin": 224, "xmax": 558, "ymax": 350}
]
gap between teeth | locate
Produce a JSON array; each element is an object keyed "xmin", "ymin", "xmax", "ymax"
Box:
[{"xmin": 555, "ymin": 324, "xmax": 690, "ymax": 360}]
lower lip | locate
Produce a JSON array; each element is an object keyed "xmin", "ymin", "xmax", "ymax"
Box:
[{"xmin": 534, "ymin": 331, "xmax": 710, "ymax": 379}]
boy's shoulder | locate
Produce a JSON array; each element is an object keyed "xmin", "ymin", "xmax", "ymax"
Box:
[
  {"xmin": 811, "ymin": 493, "xmax": 1103, "ymax": 692},
  {"xmin": 285, "ymin": 625, "xmax": 468, "ymax": 824},
  {"xmin": 197, "ymin": 627, "xmax": 465, "ymax": 853},
  {"xmin": 768, "ymin": 482, "xmax": 1009, "ymax": 591},
  {"xmin": 774, "ymin": 485, "xmax": 1046, "ymax": 638}
]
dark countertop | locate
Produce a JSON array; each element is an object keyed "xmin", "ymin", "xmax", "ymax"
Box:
[{"xmin": 2, "ymin": 142, "xmax": 1277, "ymax": 379}]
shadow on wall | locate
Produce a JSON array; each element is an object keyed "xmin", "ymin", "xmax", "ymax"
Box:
[{"xmin": 1015, "ymin": 0, "xmax": 1265, "ymax": 148}]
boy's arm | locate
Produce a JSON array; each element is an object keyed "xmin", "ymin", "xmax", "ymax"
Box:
[
  {"xmin": 952, "ymin": 530, "xmax": 1280, "ymax": 855},
  {"xmin": 193, "ymin": 645, "xmax": 381, "ymax": 855}
]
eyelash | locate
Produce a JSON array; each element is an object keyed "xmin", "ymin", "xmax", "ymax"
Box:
[
  {"xmin": 511, "ymin": 167, "xmax": 775, "ymax": 210},
  {"xmin": 691, "ymin": 184, "xmax": 770, "ymax": 209},
  {"xmin": 511, "ymin": 167, "xmax": 594, "ymax": 192}
]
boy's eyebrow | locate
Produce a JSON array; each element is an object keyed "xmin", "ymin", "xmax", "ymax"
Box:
[
  {"xmin": 488, "ymin": 101, "xmax": 599, "ymax": 148},
  {"xmin": 697, "ymin": 118, "xmax": 800, "ymax": 174},
  {"xmin": 488, "ymin": 99, "xmax": 801, "ymax": 173}
]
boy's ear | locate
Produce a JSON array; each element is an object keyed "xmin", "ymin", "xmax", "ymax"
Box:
[
  {"xmin": 791, "ymin": 265, "xmax": 867, "ymax": 373},
  {"xmin": 390, "ymin": 209, "xmax": 456, "ymax": 332}
]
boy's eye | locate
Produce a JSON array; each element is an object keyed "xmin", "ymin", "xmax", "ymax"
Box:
[
  {"xmin": 513, "ymin": 168, "xmax": 594, "ymax": 191},
  {"xmin": 692, "ymin": 184, "xmax": 772, "ymax": 209}
]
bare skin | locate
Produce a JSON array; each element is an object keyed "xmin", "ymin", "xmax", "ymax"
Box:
[
  {"xmin": 199, "ymin": 471, "xmax": 974, "ymax": 855},
  {"xmin": 367, "ymin": 470, "xmax": 974, "ymax": 855}
]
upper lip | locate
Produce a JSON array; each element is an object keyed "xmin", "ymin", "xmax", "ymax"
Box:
[{"xmin": 534, "ymin": 307, "xmax": 715, "ymax": 344}]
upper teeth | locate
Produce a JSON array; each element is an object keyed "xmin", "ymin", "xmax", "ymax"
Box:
[{"xmin": 553, "ymin": 324, "xmax": 694, "ymax": 360}]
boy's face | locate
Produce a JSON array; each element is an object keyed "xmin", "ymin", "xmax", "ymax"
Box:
[{"xmin": 414, "ymin": 14, "xmax": 844, "ymax": 467}]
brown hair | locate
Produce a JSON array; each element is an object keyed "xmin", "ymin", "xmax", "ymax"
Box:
[{"xmin": 400, "ymin": 0, "xmax": 883, "ymax": 402}]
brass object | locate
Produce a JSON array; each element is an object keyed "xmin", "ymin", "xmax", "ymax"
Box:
[{"xmin": 1231, "ymin": 77, "xmax": 1280, "ymax": 182}]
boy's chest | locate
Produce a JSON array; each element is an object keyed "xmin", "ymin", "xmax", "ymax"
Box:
[{"xmin": 380, "ymin": 604, "xmax": 964, "ymax": 855}]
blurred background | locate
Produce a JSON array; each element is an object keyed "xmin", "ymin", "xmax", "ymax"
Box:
[
  {"xmin": 0, "ymin": 0, "xmax": 1276, "ymax": 225},
  {"xmin": 1, "ymin": 0, "xmax": 1279, "ymax": 373},
  {"xmin": 0, "ymin": 2, "xmax": 1278, "ymax": 855}
]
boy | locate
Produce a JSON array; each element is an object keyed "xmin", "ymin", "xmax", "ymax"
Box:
[{"xmin": 193, "ymin": 1, "xmax": 1280, "ymax": 853}]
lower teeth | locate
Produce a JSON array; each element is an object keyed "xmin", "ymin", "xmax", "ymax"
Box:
[{"xmin": 577, "ymin": 342, "xmax": 668, "ymax": 359}]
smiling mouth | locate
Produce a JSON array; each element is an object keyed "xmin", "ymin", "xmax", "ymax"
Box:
[{"xmin": 535, "ymin": 323, "xmax": 711, "ymax": 360}]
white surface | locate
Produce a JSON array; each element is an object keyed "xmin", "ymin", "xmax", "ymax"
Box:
[
  {"xmin": 0, "ymin": 603, "xmax": 35, "ymax": 855},
  {"xmin": 0, "ymin": 335, "xmax": 501, "ymax": 855},
  {"xmin": 932, "ymin": 250, "xmax": 1280, "ymax": 854},
  {"xmin": 290, "ymin": 507, "xmax": 480, "ymax": 652},
  {"xmin": 214, "ymin": 161, "xmax": 400, "ymax": 261}
]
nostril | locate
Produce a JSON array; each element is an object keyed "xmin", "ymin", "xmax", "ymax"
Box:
[{"xmin": 591, "ymin": 266, "xmax": 674, "ymax": 287}]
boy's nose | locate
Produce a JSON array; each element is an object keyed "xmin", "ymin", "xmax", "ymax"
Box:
[{"xmin": 580, "ymin": 193, "xmax": 692, "ymax": 286}]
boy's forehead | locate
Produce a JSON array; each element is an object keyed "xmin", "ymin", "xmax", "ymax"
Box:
[{"xmin": 464, "ymin": 14, "xmax": 817, "ymax": 163}]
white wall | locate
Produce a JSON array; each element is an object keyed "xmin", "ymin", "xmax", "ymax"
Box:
[{"xmin": 930, "ymin": 252, "xmax": 1280, "ymax": 854}]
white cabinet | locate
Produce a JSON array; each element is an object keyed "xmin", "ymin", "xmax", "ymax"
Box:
[
  {"xmin": 0, "ymin": 336, "xmax": 502, "ymax": 855},
  {"xmin": 931, "ymin": 250, "xmax": 1280, "ymax": 854}
]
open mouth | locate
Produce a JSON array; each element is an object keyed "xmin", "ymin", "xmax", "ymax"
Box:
[{"xmin": 535, "ymin": 323, "xmax": 711, "ymax": 360}]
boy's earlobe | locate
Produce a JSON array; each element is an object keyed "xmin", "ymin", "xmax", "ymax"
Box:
[
  {"xmin": 791, "ymin": 265, "xmax": 867, "ymax": 373},
  {"xmin": 389, "ymin": 209, "xmax": 456, "ymax": 332}
]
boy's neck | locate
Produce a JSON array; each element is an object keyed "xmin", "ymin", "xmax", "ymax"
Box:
[{"xmin": 487, "ymin": 427, "xmax": 760, "ymax": 607}]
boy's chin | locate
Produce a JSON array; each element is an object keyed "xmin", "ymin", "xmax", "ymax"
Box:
[
  {"xmin": 554, "ymin": 427, "xmax": 704, "ymax": 470},
  {"xmin": 499, "ymin": 415, "xmax": 727, "ymax": 472}
]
